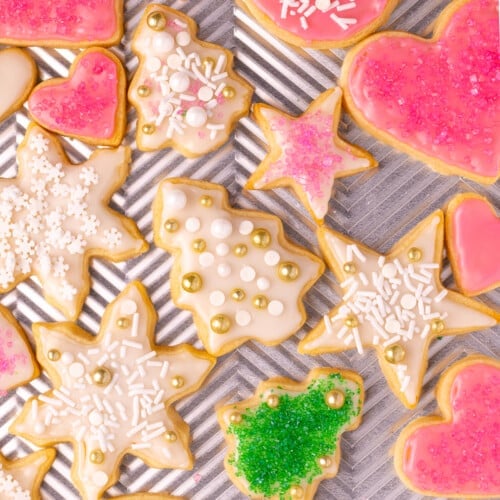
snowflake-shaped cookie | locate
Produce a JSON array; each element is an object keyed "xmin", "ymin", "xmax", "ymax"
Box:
[
  {"xmin": 0, "ymin": 124, "xmax": 147, "ymax": 319},
  {"xmin": 10, "ymin": 281, "xmax": 215, "ymax": 500}
]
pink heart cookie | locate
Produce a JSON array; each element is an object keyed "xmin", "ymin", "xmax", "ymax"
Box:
[
  {"xmin": 446, "ymin": 193, "xmax": 500, "ymax": 296},
  {"xmin": 394, "ymin": 355, "xmax": 500, "ymax": 497},
  {"xmin": 29, "ymin": 48, "xmax": 126, "ymax": 147},
  {"xmin": 0, "ymin": 0, "xmax": 123, "ymax": 48},
  {"xmin": 341, "ymin": 0, "xmax": 500, "ymax": 184}
]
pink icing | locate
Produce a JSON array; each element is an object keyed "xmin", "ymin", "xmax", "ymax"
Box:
[
  {"xmin": 402, "ymin": 362, "xmax": 500, "ymax": 495},
  {"xmin": 29, "ymin": 51, "xmax": 119, "ymax": 140},
  {"xmin": 346, "ymin": 0, "xmax": 499, "ymax": 179},
  {"xmin": 249, "ymin": 0, "xmax": 391, "ymax": 43},
  {"xmin": 450, "ymin": 197, "xmax": 500, "ymax": 294},
  {"xmin": 0, "ymin": 0, "xmax": 119, "ymax": 43},
  {"xmin": 0, "ymin": 328, "xmax": 28, "ymax": 384}
]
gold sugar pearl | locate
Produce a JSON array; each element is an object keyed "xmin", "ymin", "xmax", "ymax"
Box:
[
  {"xmin": 192, "ymin": 239, "xmax": 207, "ymax": 253},
  {"xmin": 181, "ymin": 272, "xmax": 203, "ymax": 293},
  {"xmin": 290, "ymin": 485, "xmax": 304, "ymax": 498},
  {"xmin": 229, "ymin": 412, "xmax": 242, "ymax": 424},
  {"xmin": 250, "ymin": 228, "xmax": 271, "ymax": 249},
  {"xmin": 344, "ymin": 314, "xmax": 359, "ymax": 329},
  {"xmin": 277, "ymin": 262, "xmax": 299, "ymax": 282},
  {"xmin": 318, "ymin": 456, "xmax": 332, "ymax": 468},
  {"xmin": 343, "ymin": 261, "xmax": 357, "ymax": 274},
  {"xmin": 231, "ymin": 289, "xmax": 246, "ymax": 302},
  {"xmin": 252, "ymin": 295, "xmax": 268, "ymax": 309},
  {"xmin": 92, "ymin": 367, "xmax": 113, "ymax": 387},
  {"xmin": 199, "ymin": 195, "xmax": 213, "ymax": 207},
  {"xmin": 164, "ymin": 219, "xmax": 179, "ymax": 233},
  {"xmin": 266, "ymin": 394, "xmax": 279, "ymax": 408},
  {"xmin": 202, "ymin": 57, "xmax": 215, "ymax": 69},
  {"xmin": 233, "ymin": 244, "xmax": 248, "ymax": 257},
  {"xmin": 164, "ymin": 431, "xmax": 177, "ymax": 442},
  {"xmin": 116, "ymin": 317, "xmax": 130, "ymax": 329},
  {"xmin": 408, "ymin": 247, "xmax": 423, "ymax": 262},
  {"xmin": 431, "ymin": 318, "xmax": 445, "ymax": 334},
  {"xmin": 210, "ymin": 314, "xmax": 231, "ymax": 334},
  {"xmin": 47, "ymin": 349, "xmax": 61, "ymax": 362},
  {"xmin": 89, "ymin": 449, "xmax": 105, "ymax": 464},
  {"xmin": 171, "ymin": 375, "xmax": 185, "ymax": 389},
  {"xmin": 137, "ymin": 85, "xmax": 151, "ymax": 98},
  {"xmin": 142, "ymin": 123, "xmax": 156, "ymax": 135},
  {"xmin": 384, "ymin": 344, "xmax": 406, "ymax": 364},
  {"xmin": 222, "ymin": 86, "xmax": 235, "ymax": 99},
  {"xmin": 147, "ymin": 11, "xmax": 167, "ymax": 31},
  {"xmin": 325, "ymin": 389, "xmax": 345, "ymax": 409}
]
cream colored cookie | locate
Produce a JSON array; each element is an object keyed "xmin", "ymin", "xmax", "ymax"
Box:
[
  {"xmin": 114, "ymin": 494, "xmax": 184, "ymax": 500},
  {"xmin": 0, "ymin": 48, "xmax": 37, "ymax": 123},
  {"xmin": 217, "ymin": 367, "xmax": 364, "ymax": 499},
  {"xmin": 153, "ymin": 178, "xmax": 325, "ymax": 357},
  {"xmin": 129, "ymin": 4, "xmax": 253, "ymax": 158},
  {"xmin": 0, "ymin": 123, "xmax": 147, "ymax": 320},
  {"xmin": 299, "ymin": 211, "xmax": 499, "ymax": 408},
  {"xmin": 10, "ymin": 281, "xmax": 215, "ymax": 500}
]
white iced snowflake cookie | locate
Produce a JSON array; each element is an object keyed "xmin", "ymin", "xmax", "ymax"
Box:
[
  {"xmin": 153, "ymin": 178, "xmax": 325, "ymax": 357},
  {"xmin": 10, "ymin": 281, "xmax": 215, "ymax": 500},
  {"xmin": 129, "ymin": 4, "xmax": 253, "ymax": 158},
  {"xmin": 0, "ymin": 123, "xmax": 147, "ymax": 319}
]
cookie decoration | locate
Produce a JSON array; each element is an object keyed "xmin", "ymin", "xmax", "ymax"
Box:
[
  {"xmin": 217, "ymin": 367, "xmax": 363, "ymax": 499},
  {"xmin": 239, "ymin": 0, "xmax": 399, "ymax": 49},
  {"xmin": 29, "ymin": 49, "xmax": 126, "ymax": 147},
  {"xmin": 0, "ymin": 48, "xmax": 37, "ymax": 124},
  {"xmin": 446, "ymin": 193, "xmax": 500, "ymax": 296},
  {"xmin": 153, "ymin": 178, "xmax": 325, "ymax": 357},
  {"xmin": 0, "ymin": 449, "xmax": 55, "ymax": 500},
  {"xmin": 0, "ymin": 0, "xmax": 123, "ymax": 48},
  {"xmin": 0, "ymin": 305, "xmax": 39, "ymax": 395},
  {"xmin": 114, "ymin": 495, "xmax": 184, "ymax": 500},
  {"xmin": 129, "ymin": 4, "xmax": 253, "ymax": 158},
  {"xmin": 246, "ymin": 87, "xmax": 377, "ymax": 223},
  {"xmin": 10, "ymin": 281, "xmax": 215, "ymax": 500},
  {"xmin": 299, "ymin": 211, "xmax": 499, "ymax": 408},
  {"xmin": 340, "ymin": 0, "xmax": 500, "ymax": 184},
  {"xmin": 394, "ymin": 355, "xmax": 500, "ymax": 497},
  {"xmin": 0, "ymin": 124, "xmax": 147, "ymax": 320}
]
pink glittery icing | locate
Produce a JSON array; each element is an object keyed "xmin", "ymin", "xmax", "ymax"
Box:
[
  {"xmin": 450, "ymin": 197, "xmax": 500, "ymax": 294},
  {"xmin": 402, "ymin": 362, "xmax": 500, "ymax": 495},
  {"xmin": 29, "ymin": 51, "xmax": 119, "ymax": 140},
  {"xmin": 346, "ymin": 0, "xmax": 499, "ymax": 179},
  {"xmin": 0, "ymin": 328, "xmax": 27, "ymax": 381},
  {"xmin": 0, "ymin": 0, "xmax": 119, "ymax": 43}
]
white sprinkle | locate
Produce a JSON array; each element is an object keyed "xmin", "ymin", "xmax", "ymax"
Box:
[
  {"xmin": 383, "ymin": 335, "xmax": 401, "ymax": 346},
  {"xmin": 389, "ymin": 290, "xmax": 400, "ymax": 306},
  {"xmin": 324, "ymin": 315, "xmax": 334, "ymax": 335},
  {"xmin": 236, "ymin": 310, "xmax": 251, "ymax": 327},
  {"xmin": 39, "ymin": 395, "xmax": 63, "ymax": 407},
  {"xmin": 434, "ymin": 289, "xmax": 448, "ymax": 303},
  {"xmin": 420, "ymin": 324, "xmax": 431, "ymax": 339},
  {"xmin": 76, "ymin": 426, "xmax": 87, "ymax": 442},
  {"xmin": 268, "ymin": 300, "xmax": 284, "ymax": 316},
  {"xmin": 127, "ymin": 420, "xmax": 147, "ymax": 438},
  {"xmin": 337, "ymin": 325, "xmax": 349, "ymax": 339},
  {"xmin": 359, "ymin": 272, "xmax": 369, "ymax": 285},
  {"xmin": 378, "ymin": 256, "xmax": 386, "ymax": 268},
  {"xmin": 131, "ymin": 442, "xmax": 152, "ymax": 450},
  {"xmin": 31, "ymin": 399, "xmax": 38, "ymax": 419},
  {"xmin": 264, "ymin": 250, "xmax": 280, "ymax": 266},
  {"xmin": 340, "ymin": 277, "xmax": 354, "ymax": 288},
  {"xmin": 131, "ymin": 313, "xmax": 140, "ymax": 337},
  {"xmin": 240, "ymin": 266, "xmax": 256, "ymax": 282},
  {"xmin": 123, "ymin": 340, "xmax": 142, "ymax": 349},
  {"xmin": 97, "ymin": 354, "xmax": 109, "ymax": 366},
  {"xmin": 350, "ymin": 244, "xmax": 366, "ymax": 262},
  {"xmin": 160, "ymin": 362, "xmax": 169, "ymax": 378},
  {"xmin": 353, "ymin": 328, "xmax": 363, "ymax": 354},
  {"xmin": 410, "ymin": 272, "xmax": 431, "ymax": 284},
  {"xmin": 373, "ymin": 336, "xmax": 380, "ymax": 345},
  {"xmin": 54, "ymin": 390, "xmax": 76, "ymax": 407},
  {"xmin": 136, "ymin": 351, "xmax": 157, "ymax": 365},
  {"xmin": 400, "ymin": 375, "xmax": 411, "ymax": 393},
  {"xmin": 92, "ymin": 394, "xmax": 103, "ymax": 411},
  {"xmin": 142, "ymin": 425, "xmax": 167, "ymax": 441},
  {"xmin": 344, "ymin": 334, "xmax": 353, "ymax": 345},
  {"xmin": 209, "ymin": 290, "xmax": 226, "ymax": 307},
  {"xmin": 77, "ymin": 353, "xmax": 90, "ymax": 365}
]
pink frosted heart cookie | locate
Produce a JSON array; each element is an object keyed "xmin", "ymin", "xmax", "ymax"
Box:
[
  {"xmin": 29, "ymin": 48, "xmax": 126, "ymax": 147},
  {"xmin": 446, "ymin": 193, "xmax": 500, "ymax": 296},
  {"xmin": 239, "ymin": 0, "xmax": 399, "ymax": 49},
  {"xmin": 394, "ymin": 355, "xmax": 500, "ymax": 497},
  {"xmin": 340, "ymin": 0, "xmax": 500, "ymax": 184},
  {"xmin": 0, "ymin": 0, "xmax": 123, "ymax": 48}
]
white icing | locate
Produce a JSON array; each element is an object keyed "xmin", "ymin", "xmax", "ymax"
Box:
[{"xmin": 199, "ymin": 252, "xmax": 215, "ymax": 267}]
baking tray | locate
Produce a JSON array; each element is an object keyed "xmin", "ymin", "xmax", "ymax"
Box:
[{"xmin": 0, "ymin": 0, "xmax": 498, "ymax": 498}]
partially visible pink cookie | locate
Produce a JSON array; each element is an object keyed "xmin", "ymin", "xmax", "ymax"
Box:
[
  {"xmin": 29, "ymin": 48, "xmax": 126, "ymax": 147},
  {"xmin": 446, "ymin": 193, "xmax": 500, "ymax": 296}
]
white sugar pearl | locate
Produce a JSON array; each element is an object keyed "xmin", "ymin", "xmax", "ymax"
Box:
[
  {"xmin": 153, "ymin": 32, "xmax": 174, "ymax": 52},
  {"xmin": 120, "ymin": 299, "xmax": 137, "ymax": 315},
  {"xmin": 89, "ymin": 410, "xmax": 103, "ymax": 426},
  {"xmin": 198, "ymin": 86, "xmax": 214, "ymax": 102},
  {"xmin": 240, "ymin": 266, "xmax": 256, "ymax": 282},
  {"xmin": 176, "ymin": 31, "xmax": 191, "ymax": 46},
  {"xmin": 239, "ymin": 220, "xmax": 254, "ymax": 235},
  {"xmin": 401, "ymin": 293, "xmax": 417, "ymax": 310},
  {"xmin": 199, "ymin": 252, "xmax": 215, "ymax": 267},
  {"xmin": 236, "ymin": 310, "xmax": 251, "ymax": 326},
  {"xmin": 268, "ymin": 300, "xmax": 284, "ymax": 316},
  {"xmin": 217, "ymin": 263, "xmax": 232, "ymax": 277},
  {"xmin": 34, "ymin": 423, "xmax": 46, "ymax": 434},
  {"xmin": 92, "ymin": 471, "xmax": 109, "ymax": 487},
  {"xmin": 169, "ymin": 71, "xmax": 191, "ymax": 93},
  {"xmin": 216, "ymin": 243, "xmax": 230, "ymax": 256},
  {"xmin": 146, "ymin": 56, "xmax": 162, "ymax": 72},
  {"xmin": 185, "ymin": 217, "xmax": 201, "ymax": 232},
  {"xmin": 385, "ymin": 318, "xmax": 401, "ymax": 334},
  {"xmin": 61, "ymin": 352, "xmax": 74, "ymax": 365},
  {"xmin": 209, "ymin": 290, "xmax": 226, "ymax": 307},
  {"xmin": 167, "ymin": 53, "xmax": 182, "ymax": 70},
  {"xmin": 165, "ymin": 189, "xmax": 187, "ymax": 210},
  {"xmin": 185, "ymin": 106, "xmax": 208, "ymax": 127},
  {"xmin": 69, "ymin": 362, "xmax": 85, "ymax": 378},
  {"xmin": 382, "ymin": 263, "xmax": 397, "ymax": 279},
  {"xmin": 257, "ymin": 277, "xmax": 270, "ymax": 291},
  {"xmin": 315, "ymin": 0, "xmax": 331, "ymax": 11},
  {"xmin": 211, "ymin": 218, "xmax": 233, "ymax": 239},
  {"xmin": 264, "ymin": 250, "xmax": 280, "ymax": 266}
]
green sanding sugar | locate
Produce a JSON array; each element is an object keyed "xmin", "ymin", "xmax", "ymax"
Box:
[{"xmin": 227, "ymin": 373, "xmax": 361, "ymax": 499}]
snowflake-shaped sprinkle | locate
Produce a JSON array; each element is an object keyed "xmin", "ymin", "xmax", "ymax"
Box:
[
  {"xmin": 81, "ymin": 214, "xmax": 100, "ymax": 236},
  {"xmin": 60, "ymin": 281, "xmax": 77, "ymax": 301},
  {"xmin": 104, "ymin": 228, "xmax": 123, "ymax": 249},
  {"xmin": 28, "ymin": 133, "xmax": 49, "ymax": 155},
  {"xmin": 66, "ymin": 234, "xmax": 87, "ymax": 255},
  {"xmin": 79, "ymin": 166, "xmax": 98, "ymax": 186},
  {"xmin": 53, "ymin": 256, "xmax": 69, "ymax": 278}
]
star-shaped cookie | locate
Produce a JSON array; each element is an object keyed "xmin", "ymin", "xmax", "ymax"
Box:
[
  {"xmin": 246, "ymin": 88, "xmax": 377, "ymax": 223},
  {"xmin": 299, "ymin": 211, "xmax": 499, "ymax": 408},
  {"xmin": 0, "ymin": 448, "xmax": 55, "ymax": 500},
  {"xmin": 10, "ymin": 281, "xmax": 215, "ymax": 500},
  {"xmin": 0, "ymin": 123, "xmax": 147, "ymax": 319}
]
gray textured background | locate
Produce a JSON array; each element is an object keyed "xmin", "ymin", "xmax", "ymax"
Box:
[{"xmin": 0, "ymin": 0, "xmax": 498, "ymax": 498}]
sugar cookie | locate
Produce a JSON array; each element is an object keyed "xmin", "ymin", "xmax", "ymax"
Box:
[{"xmin": 114, "ymin": 495, "xmax": 184, "ymax": 500}]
